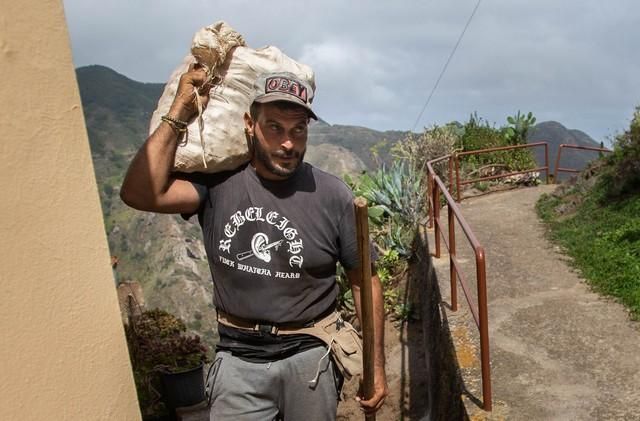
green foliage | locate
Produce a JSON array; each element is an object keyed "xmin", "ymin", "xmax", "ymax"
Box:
[
  {"xmin": 537, "ymin": 105, "xmax": 640, "ymax": 320},
  {"xmin": 504, "ymin": 111, "xmax": 536, "ymax": 145},
  {"xmin": 537, "ymin": 190, "xmax": 640, "ymax": 318},
  {"xmin": 125, "ymin": 309, "xmax": 210, "ymax": 418},
  {"xmin": 336, "ymin": 264, "xmax": 355, "ymax": 319},
  {"xmin": 360, "ymin": 162, "xmax": 424, "ymax": 220},
  {"xmin": 459, "ymin": 113, "xmax": 504, "ymax": 152},
  {"xmin": 377, "ymin": 249, "xmax": 410, "ymax": 320},
  {"xmin": 474, "ymin": 181, "xmax": 490, "ymax": 192},
  {"xmin": 351, "ymin": 160, "xmax": 425, "ymax": 258},
  {"xmin": 342, "ymin": 159, "xmax": 421, "ymax": 320},
  {"xmin": 382, "ymin": 215, "xmax": 415, "ymax": 257},
  {"xmin": 536, "ymin": 193, "xmax": 563, "ymax": 222},
  {"xmin": 598, "ymin": 106, "xmax": 640, "ymax": 200},
  {"xmin": 393, "ymin": 302, "xmax": 414, "ymax": 322},
  {"xmin": 355, "ymin": 161, "xmax": 424, "ymax": 228},
  {"xmin": 458, "ymin": 112, "xmax": 538, "ymax": 176}
]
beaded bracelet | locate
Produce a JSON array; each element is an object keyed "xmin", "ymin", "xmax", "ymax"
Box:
[{"xmin": 161, "ymin": 114, "xmax": 188, "ymax": 135}]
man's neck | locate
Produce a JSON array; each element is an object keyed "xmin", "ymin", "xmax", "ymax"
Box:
[{"xmin": 250, "ymin": 159, "xmax": 298, "ymax": 182}]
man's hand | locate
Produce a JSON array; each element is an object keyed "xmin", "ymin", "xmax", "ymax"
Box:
[
  {"xmin": 167, "ymin": 63, "xmax": 213, "ymax": 122},
  {"xmin": 356, "ymin": 365, "xmax": 389, "ymax": 415}
]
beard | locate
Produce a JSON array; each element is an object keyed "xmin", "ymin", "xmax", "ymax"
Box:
[{"xmin": 253, "ymin": 135, "xmax": 306, "ymax": 178}]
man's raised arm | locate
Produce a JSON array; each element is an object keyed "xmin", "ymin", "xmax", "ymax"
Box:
[{"xmin": 120, "ymin": 65, "xmax": 211, "ymax": 214}]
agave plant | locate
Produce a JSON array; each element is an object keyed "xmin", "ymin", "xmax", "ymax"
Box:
[{"xmin": 354, "ymin": 160, "xmax": 425, "ymax": 229}]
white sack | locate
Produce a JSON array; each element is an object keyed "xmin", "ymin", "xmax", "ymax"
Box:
[{"xmin": 149, "ymin": 21, "xmax": 315, "ymax": 173}]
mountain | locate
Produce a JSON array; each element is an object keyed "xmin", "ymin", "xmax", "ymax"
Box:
[
  {"xmin": 76, "ymin": 65, "xmax": 404, "ymax": 348},
  {"xmin": 527, "ymin": 121, "xmax": 602, "ymax": 179},
  {"xmin": 77, "ymin": 65, "xmax": 164, "ymax": 155},
  {"xmin": 307, "ymin": 119, "xmax": 409, "ymax": 169}
]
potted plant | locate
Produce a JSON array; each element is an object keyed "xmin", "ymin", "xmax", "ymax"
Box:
[{"xmin": 125, "ymin": 309, "xmax": 210, "ymax": 420}]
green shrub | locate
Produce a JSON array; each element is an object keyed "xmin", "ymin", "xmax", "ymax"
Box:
[
  {"xmin": 537, "ymin": 105, "xmax": 640, "ymax": 319},
  {"xmin": 125, "ymin": 309, "xmax": 209, "ymax": 418},
  {"xmin": 458, "ymin": 112, "xmax": 538, "ymax": 175},
  {"xmin": 598, "ymin": 106, "xmax": 640, "ymax": 200},
  {"xmin": 537, "ymin": 191, "xmax": 640, "ymax": 318},
  {"xmin": 350, "ymin": 160, "xmax": 425, "ymax": 257},
  {"xmin": 459, "ymin": 113, "xmax": 504, "ymax": 154}
]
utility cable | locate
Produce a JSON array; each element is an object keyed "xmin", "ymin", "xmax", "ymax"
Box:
[{"xmin": 412, "ymin": 0, "xmax": 483, "ymax": 132}]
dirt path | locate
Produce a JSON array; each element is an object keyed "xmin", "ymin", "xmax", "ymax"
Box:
[{"xmin": 430, "ymin": 185, "xmax": 640, "ymax": 420}]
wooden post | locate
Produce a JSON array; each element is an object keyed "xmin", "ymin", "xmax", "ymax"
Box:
[{"xmin": 354, "ymin": 197, "xmax": 375, "ymax": 421}]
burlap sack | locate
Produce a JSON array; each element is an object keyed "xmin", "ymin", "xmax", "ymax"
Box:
[{"xmin": 149, "ymin": 21, "xmax": 315, "ymax": 173}]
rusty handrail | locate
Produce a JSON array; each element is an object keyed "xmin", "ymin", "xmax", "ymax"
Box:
[
  {"xmin": 426, "ymin": 155, "xmax": 455, "ymax": 229},
  {"xmin": 553, "ymin": 144, "xmax": 611, "ymax": 181},
  {"xmin": 426, "ymin": 155, "xmax": 492, "ymax": 411},
  {"xmin": 455, "ymin": 142, "xmax": 550, "ymax": 201}
]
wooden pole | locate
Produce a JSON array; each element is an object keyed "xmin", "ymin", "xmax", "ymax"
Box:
[{"xmin": 354, "ymin": 197, "xmax": 375, "ymax": 421}]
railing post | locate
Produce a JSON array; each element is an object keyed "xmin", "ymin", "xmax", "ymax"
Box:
[
  {"xmin": 448, "ymin": 155, "xmax": 454, "ymax": 197},
  {"xmin": 433, "ymin": 181, "xmax": 441, "ymax": 258},
  {"xmin": 448, "ymin": 204, "xmax": 457, "ymax": 311},
  {"xmin": 476, "ymin": 247, "xmax": 492, "ymax": 411},
  {"xmin": 427, "ymin": 173, "xmax": 434, "ymax": 229},
  {"xmin": 553, "ymin": 144, "xmax": 564, "ymax": 183},
  {"xmin": 544, "ymin": 142, "xmax": 550, "ymax": 184},
  {"xmin": 454, "ymin": 153, "xmax": 462, "ymax": 202}
]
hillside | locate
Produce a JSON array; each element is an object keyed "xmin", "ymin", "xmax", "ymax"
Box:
[
  {"xmin": 536, "ymin": 107, "xmax": 640, "ymax": 318},
  {"xmin": 77, "ymin": 65, "xmax": 164, "ymax": 155},
  {"xmin": 308, "ymin": 119, "xmax": 409, "ymax": 169}
]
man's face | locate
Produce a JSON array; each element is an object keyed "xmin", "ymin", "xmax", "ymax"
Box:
[{"xmin": 248, "ymin": 102, "xmax": 310, "ymax": 180}]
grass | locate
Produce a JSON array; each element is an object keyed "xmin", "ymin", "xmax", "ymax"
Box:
[{"xmin": 537, "ymin": 188, "xmax": 640, "ymax": 319}]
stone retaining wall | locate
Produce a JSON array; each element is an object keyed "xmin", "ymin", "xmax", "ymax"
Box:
[{"xmin": 408, "ymin": 228, "xmax": 468, "ymax": 420}]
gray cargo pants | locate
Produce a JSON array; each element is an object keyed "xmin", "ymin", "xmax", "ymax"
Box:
[{"xmin": 206, "ymin": 346, "xmax": 342, "ymax": 420}]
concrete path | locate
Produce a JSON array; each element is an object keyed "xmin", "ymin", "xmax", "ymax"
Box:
[{"xmin": 429, "ymin": 185, "xmax": 640, "ymax": 420}]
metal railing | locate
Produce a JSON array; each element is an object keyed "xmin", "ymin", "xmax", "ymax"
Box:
[
  {"xmin": 553, "ymin": 144, "xmax": 611, "ymax": 180},
  {"xmin": 426, "ymin": 155, "xmax": 492, "ymax": 411},
  {"xmin": 454, "ymin": 142, "xmax": 550, "ymax": 201},
  {"xmin": 425, "ymin": 141, "xmax": 610, "ymax": 411}
]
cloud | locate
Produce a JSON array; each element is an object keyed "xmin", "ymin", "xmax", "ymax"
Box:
[{"xmin": 63, "ymin": 0, "xmax": 640, "ymax": 141}]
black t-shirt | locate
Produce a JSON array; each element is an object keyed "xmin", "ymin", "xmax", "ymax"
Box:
[{"xmin": 185, "ymin": 162, "xmax": 364, "ymax": 360}]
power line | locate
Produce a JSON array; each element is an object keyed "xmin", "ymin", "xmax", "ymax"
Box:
[{"xmin": 412, "ymin": 0, "xmax": 483, "ymax": 132}]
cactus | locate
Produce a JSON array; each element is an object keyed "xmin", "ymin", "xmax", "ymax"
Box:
[{"xmin": 504, "ymin": 110, "xmax": 536, "ymax": 145}]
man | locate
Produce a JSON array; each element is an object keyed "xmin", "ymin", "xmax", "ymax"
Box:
[{"xmin": 120, "ymin": 64, "xmax": 388, "ymax": 420}]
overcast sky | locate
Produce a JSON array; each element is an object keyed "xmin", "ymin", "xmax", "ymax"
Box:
[{"xmin": 63, "ymin": 0, "xmax": 640, "ymax": 144}]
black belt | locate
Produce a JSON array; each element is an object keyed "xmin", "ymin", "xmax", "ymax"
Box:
[{"xmin": 216, "ymin": 307, "xmax": 333, "ymax": 335}]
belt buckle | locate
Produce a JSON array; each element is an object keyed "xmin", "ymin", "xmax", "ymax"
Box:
[{"xmin": 256, "ymin": 323, "xmax": 278, "ymax": 335}]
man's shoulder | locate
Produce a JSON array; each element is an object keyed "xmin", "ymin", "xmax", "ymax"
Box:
[
  {"xmin": 305, "ymin": 163, "xmax": 353, "ymax": 194},
  {"xmin": 175, "ymin": 163, "xmax": 248, "ymax": 187}
]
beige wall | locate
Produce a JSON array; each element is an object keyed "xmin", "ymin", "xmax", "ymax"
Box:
[{"xmin": 0, "ymin": 1, "xmax": 141, "ymax": 419}]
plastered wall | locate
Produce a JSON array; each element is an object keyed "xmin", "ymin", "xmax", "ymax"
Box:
[{"xmin": 0, "ymin": 0, "xmax": 141, "ymax": 419}]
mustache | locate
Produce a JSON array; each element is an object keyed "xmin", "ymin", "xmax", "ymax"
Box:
[{"xmin": 271, "ymin": 149, "xmax": 301, "ymax": 159}]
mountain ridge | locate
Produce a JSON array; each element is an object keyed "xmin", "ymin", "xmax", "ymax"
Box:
[{"xmin": 527, "ymin": 120, "xmax": 601, "ymax": 178}]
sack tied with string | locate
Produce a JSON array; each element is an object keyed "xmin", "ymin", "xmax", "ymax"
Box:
[{"xmin": 149, "ymin": 21, "xmax": 316, "ymax": 173}]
